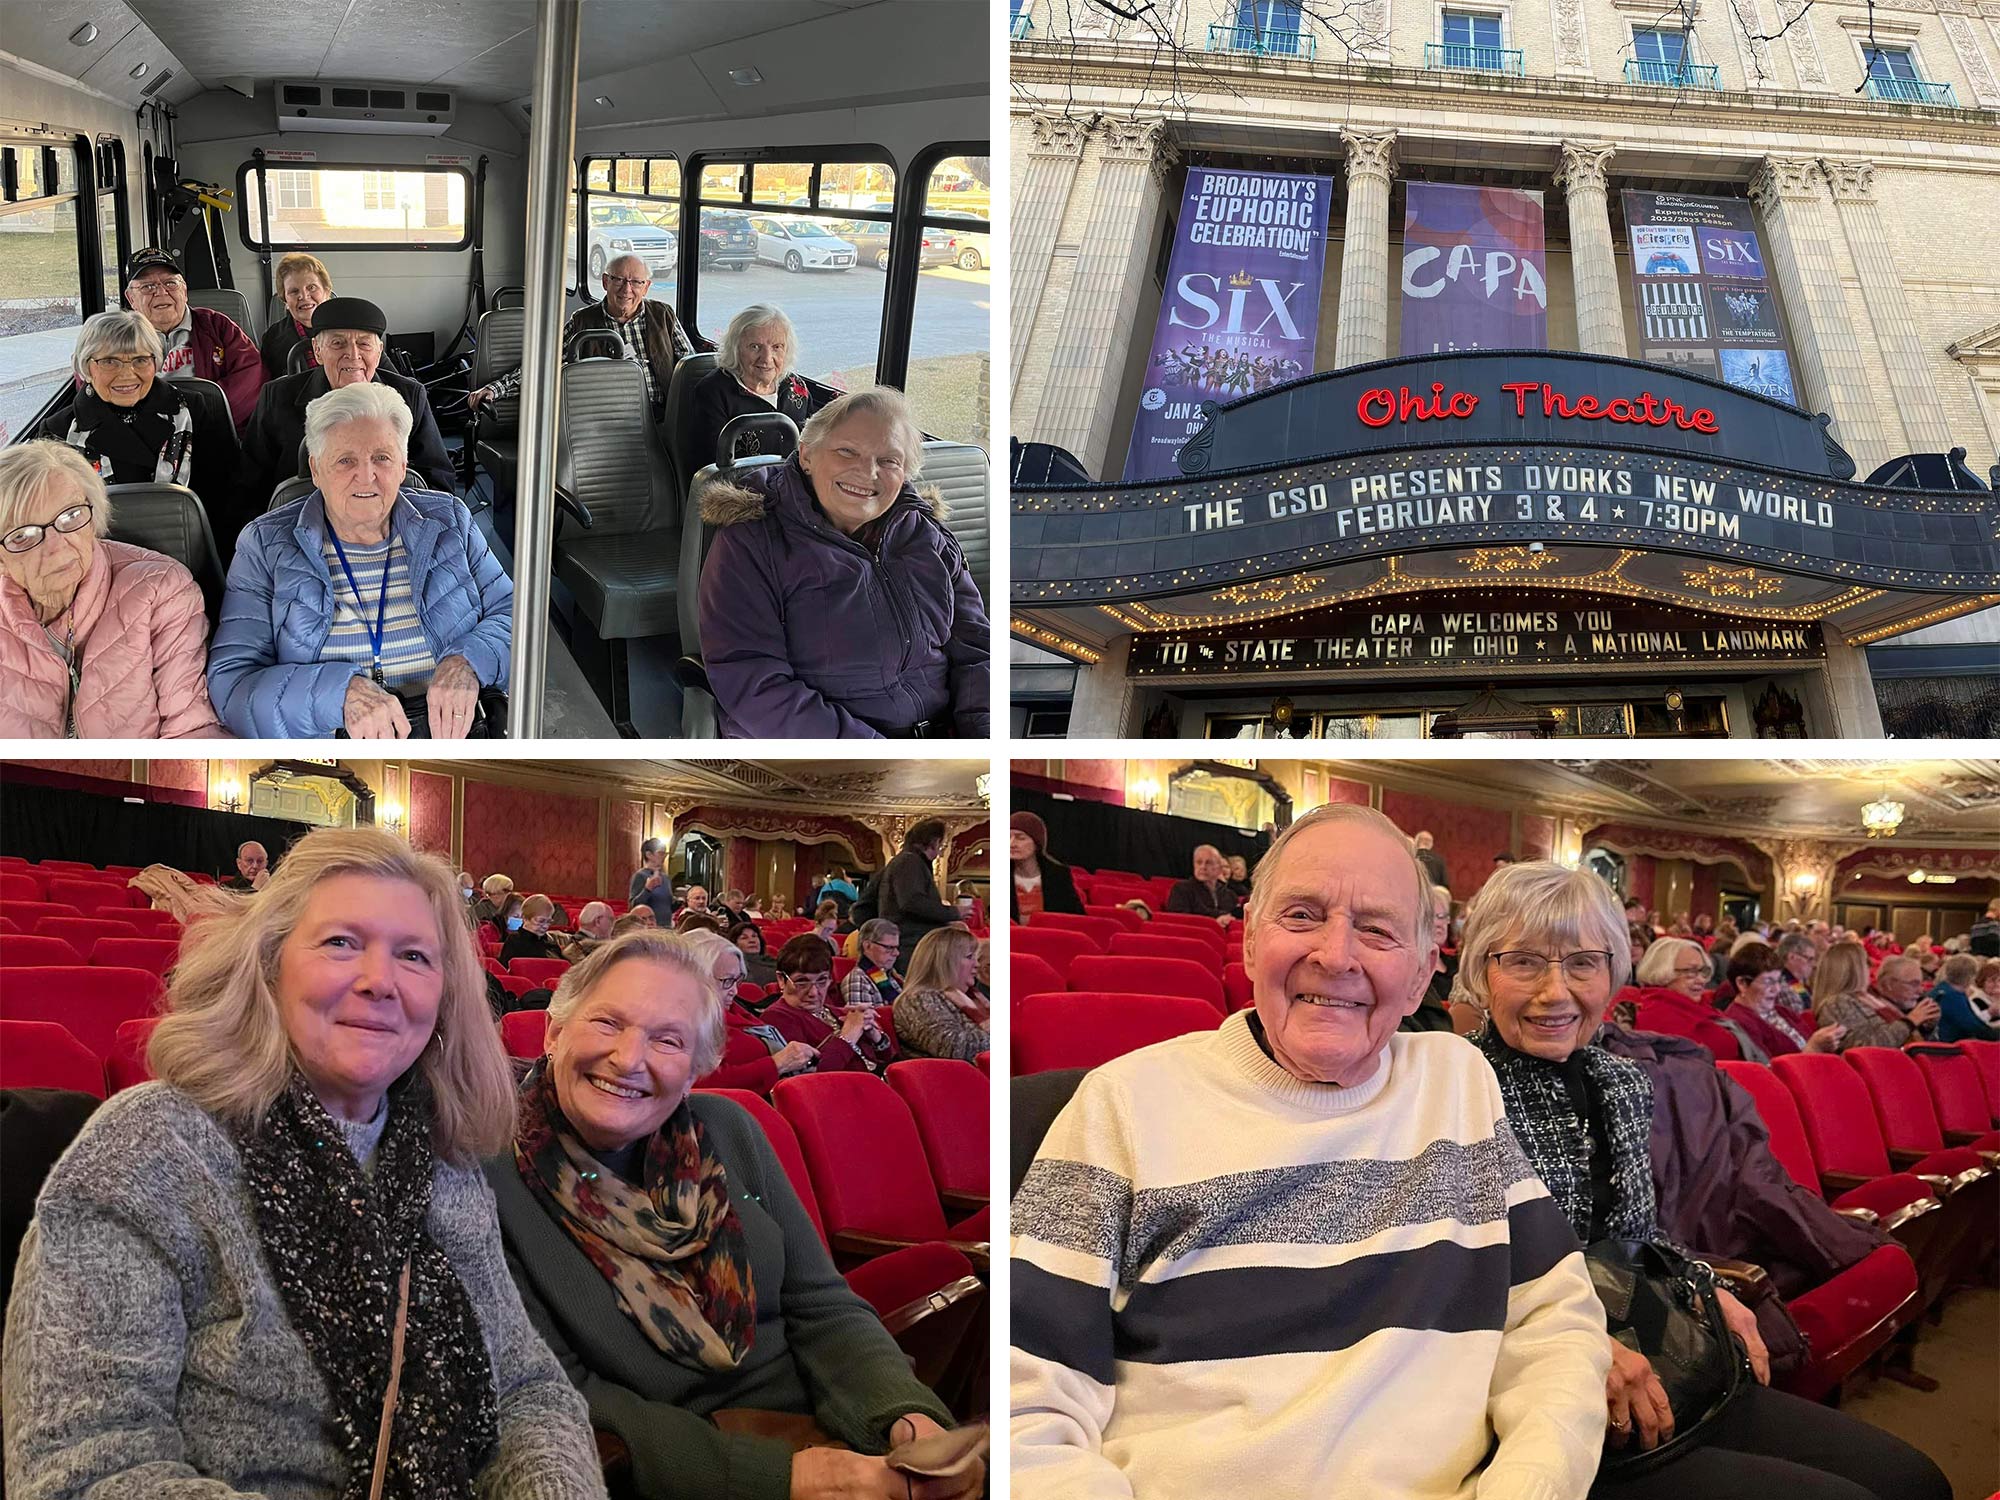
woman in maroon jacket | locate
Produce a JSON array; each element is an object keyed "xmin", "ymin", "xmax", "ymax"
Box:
[
  {"xmin": 1721, "ymin": 942, "xmax": 1845, "ymax": 1059},
  {"xmin": 755, "ymin": 934, "xmax": 896, "ymax": 1075}
]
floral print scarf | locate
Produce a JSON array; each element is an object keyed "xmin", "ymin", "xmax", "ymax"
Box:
[{"xmin": 513, "ymin": 1058, "xmax": 756, "ymax": 1371}]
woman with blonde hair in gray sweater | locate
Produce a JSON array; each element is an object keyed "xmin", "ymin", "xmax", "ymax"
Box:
[{"xmin": 4, "ymin": 827, "xmax": 606, "ymax": 1500}]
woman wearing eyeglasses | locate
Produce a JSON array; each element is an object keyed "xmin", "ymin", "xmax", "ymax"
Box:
[
  {"xmin": 1617, "ymin": 935, "xmax": 1747, "ymax": 1060},
  {"xmin": 0, "ymin": 440, "xmax": 222, "ymax": 738},
  {"xmin": 1463, "ymin": 862, "xmax": 1945, "ymax": 1500},
  {"xmin": 34, "ymin": 311, "xmax": 248, "ymax": 547},
  {"xmin": 757, "ymin": 934, "xmax": 896, "ymax": 1076},
  {"xmin": 1718, "ymin": 942, "xmax": 1845, "ymax": 1060}
]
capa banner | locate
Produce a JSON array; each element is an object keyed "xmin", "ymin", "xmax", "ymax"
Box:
[
  {"xmin": 1122, "ymin": 167, "xmax": 1333, "ymax": 483},
  {"xmin": 1400, "ymin": 182, "xmax": 1548, "ymax": 355}
]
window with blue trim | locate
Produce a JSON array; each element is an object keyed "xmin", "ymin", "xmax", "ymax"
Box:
[
  {"xmin": 1235, "ymin": 0, "xmax": 1305, "ymax": 51},
  {"xmin": 1442, "ymin": 11, "xmax": 1505, "ymax": 50},
  {"xmin": 1865, "ymin": 46, "xmax": 1920, "ymax": 80},
  {"xmin": 1633, "ymin": 28, "xmax": 1687, "ymax": 66}
]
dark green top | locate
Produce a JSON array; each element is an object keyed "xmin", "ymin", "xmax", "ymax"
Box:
[{"xmin": 486, "ymin": 1092, "xmax": 952, "ymax": 1500}]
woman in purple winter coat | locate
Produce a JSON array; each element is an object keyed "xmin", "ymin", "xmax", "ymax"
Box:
[{"xmin": 696, "ymin": 386, "xmax": 989, "ymax": 738}]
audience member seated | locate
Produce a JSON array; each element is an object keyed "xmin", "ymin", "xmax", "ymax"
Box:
[
  {"xmin": 1721, "ymin": 942, "xmax": 1843, "ymax": 1060},
  {"xmin": 473, "ymin": 872, "xmax": 515, "ymax": 925},
  {"xmin": 561, "ymin": 901, "xmax": 616, "ymax": 962},
  {"xmin": 1224, "ymin": 853, "xmax": 1253, "ymax": 904},
  {"xmin": 612, "ymin": 909, "xmax": 657, "ymax": 936},
  {"xmin": 488, "ymin": 891, "xmax": 527, "ymax": 947},
  {"xmin": 1462, "ymin": 861, "xmax": 1947, "ymax": 1500},
  {"xmin": 220, "ymin": 839, "xmax": 270, "ymax": 891},
  {"xmin": 729, "ymin": 919, "xmax": 778, "ymax": 986},
  {"xmin": 1, "ymin": 828, "xmax": 603, "ymax": 1495},
  {"xmin": 259, "ymin": 251, "xmax": 333, "ymax": 379},
  {"xmin": 1620, "ymin": 936, "xmax": 1744, "ymax": 1059},
  {"xmin": 687, "ymin": 304, "xmax": 823, "ymax": 478},
  {"xmin": 501, "ymin": 894, "xmax": 568, "ymax": 964},
  {"xmin": 1974, "ymin": 959, "xmax": 2000, "ymax": 1024},
  {"xmin": 810, "ymin": 901, "xmax": 841, "ymax": 949},
  {"xmin": 687, "ymin": 929, "xmax": 817, "ymax": 1090},
  {"xmin": 1404, "ymin": 882, "xmax": 1459, "ymax": 1034},
  {"xmin": 1772, "ymin": 932, "xmax": 1819, "ymax": 1014},
  {"xmin": 673, "ymin": 885, "xmax": 720, "ymax": 932},
  {"xmin": 470, "ymin": 254, "xmax": 690, "ymax": 423},
  {"xmin": 242, "ymin": 297, "xmax": 456, "ymax": 498},
  {"xmin": 815, "ymin": 867, "xmax": 859, "ymax": 914},
  {"xmin": 486, "ymin": 927, "xmax": 973, "ymax": 1500},
  {"xmin": 118, "ymin": 246, "xmax": 263, "ymax": 431},
  {"xmin": 1012, "ymin": 805, "xmax": 1610, "ymax": 1500},
  {"xmin": 1008, "ymin": 811, "xmax": 1082, "ymax": 923},
  {"xmin": 33, "ymin": 310, "xmax": 248, "ymax": 547},
  {"xmin": 892, "ymin": 926, "xmax": 989, "ymax": 1064},
  {"xmin": 841, "ymin": 918, "xmax": 902, "ymax": 1013},
  {"xmin": 0, "ymin": 441, "xmax": 223, "ymax": 739},
  {"xmin": 1931, "ymin": 953, "xmax": 1998, "ymax": 1042},
  {"xmin": 1817, "ymin": 948, "xmax": 1939, "ymax": 1051},
  {"xmin": 211, "ymin": 383, "xmax": 512, "ymax": 738},
  {"xmin": 759, "ymin": 935, "xmax": 894, "ymax": 1076},
  {"xmin": 1163, "ymin": 844, "xmax": 1242, "ymax": 926},
  {"xmin": 698, "ymin": 388, "xmax": 989, "ymax": 739}
]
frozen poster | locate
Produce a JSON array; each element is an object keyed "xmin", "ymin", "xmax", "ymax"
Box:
[
  {"xmin": 1400, "ymin": 182, "xmax": 1548, "ymax": 355},
  {"xmin": 1719, "ymin": 349, "xmax": 1797, "ymax": 404},
  {"xmin": 1123, "ymin": 167, "xmax": 1333, "ymax": 483}
]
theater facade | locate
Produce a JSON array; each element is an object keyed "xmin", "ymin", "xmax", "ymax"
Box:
[{"xmin": 1007, "ymin": 0, "xmax": 2000, "ymax": 739}]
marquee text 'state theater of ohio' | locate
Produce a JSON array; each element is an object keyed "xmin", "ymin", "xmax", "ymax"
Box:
[{"xmin": 1006, "ymin": 1, "xmax": 2000, "ymax": 740}]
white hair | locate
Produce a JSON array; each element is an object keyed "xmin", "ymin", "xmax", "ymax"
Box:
[
  {"xmin": 0, "ymin": 440, "xmax": 111, "ymax": 539},
  {"xmin": 545, "ymin": 928, "xmax": 725, "ymax": 1076},
  {"xmin": 798, "ymin": 385, "xmax": 926, "ymax": 480},
  {"xmin": 716, "ymin": 303, "xmax": 798, "ymax": 377},
  {"xmin": 1457, "ymin": 861, "xmax": 1633, "ymax": 1011},
  {"xmin": 303, "ymin": 381, "xmax": 412, "ymax": 461},
  {"xmin": 73, "ymin": 310, "xmax": 164, "ymax": 381}
]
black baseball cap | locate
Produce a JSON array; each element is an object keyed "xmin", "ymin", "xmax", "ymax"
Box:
[
  {"xmin": 310, "ymin": 297, "xmax": 388, "ymax": 337},
  {"xmin": 125, "ymin": 246, "xmax": 181, "ymax": 280}
]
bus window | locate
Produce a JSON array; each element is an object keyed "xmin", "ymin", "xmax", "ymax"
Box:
[
  {"xmin": 692, "ymin": 153, "xmax": 893, "ymax": 391},
  {"xmin": 905, "ymin": 148, "xmax": 991, "ymax": 445},
  {"xmin": 570, "ymin": 155, "xmax": 680, "ymax": 305},
  {"xmin": 238, "ymin": 163, "xmax": 470, "ymax": 248},
  {"xmin": 0, "ymin": 139, "xmax": 85, "ymax": 445}
]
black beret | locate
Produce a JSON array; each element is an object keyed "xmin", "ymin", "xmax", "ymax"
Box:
[{"xmin": 310, "ymin": 297, "xmax": 388, "ymax": 336}]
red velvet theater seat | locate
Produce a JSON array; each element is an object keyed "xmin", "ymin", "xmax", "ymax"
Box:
[
  {"xmin": 1083, "ymin": 904, "xmax": 1147, "ymax": 932},
  {"xmin": 1844, "ymin": 1047, "xmax": 1995, "ymax": 1180},
  {"xmin": 886, "ymin": 1058, "xmax": 989, "ymax": 1210},
  {"xmin": 1143, "ymin": 913, "xmax": 1231, "ymax": 953},
  {"xmin": 116, "ymin": 909, "xmax": 182, "ymax": 939},
  {"xmin": 0, "ymin": 966, "xmax": 163, "ymax": 1060},
  {"xmin": 88, "ymin": 937, "xmax": 181, "ymax": 979},
  {"xmin": 1028, "ymin": 912, "xmax": 1127, "ymax": 950},
  {"xmin": 40, "ymin": 877, "xmax": 142, "ymax": 913},
  {"xmin": 1011, "ymin": 953, "xmax": 1064, "ymax": 1008},
  {"xmin": 0, "ymin": 873, "xmax": 44, "ymax": 903},
  {"xmin": 105, "ymin": 1016, "xmax": 161, "ymax": 1093},
  {"xmin": 1963, "ymin": 1040, "xmax": 2000, "ymax": 1120},
  {"xmin": 1012, "ymin": 991, "xmax": 1220, "ymax": 1075},
  {"xmin": 1912, "ymin": 1047, "xmax": 2000, "ymax": 1144},
  {"xmin": 34, "ymin": 917, "xmax": 140, "ymax": 953},
  {"xmin": 1106, "ymin": 931, "xmax": 1226, "ymax": 973},
  {"xmin": 1223, "ymin": 961, "xmax": 1254, "ymax": 1013},
  {"xmin": 499, "ymin": 1009, "xmax": 548, "ymax": 1059},
  {"xmin": 507, "ymin": 957, "xmax": 571, "ymax": 989},
  {"xmin": 0, "ymin": 1020, "xmax": 106, "ymax": 1097},
  {"xmin": 1010, "ymin": 925, "xmax": 1100, "ymax": 974},
  {"xmin": 1069, "ymin": 954, "xmax": 1225, "ymax": 1013},
  {"xmin": 0, "ymin": 935, "xmax": 86, "ymax": 968}
]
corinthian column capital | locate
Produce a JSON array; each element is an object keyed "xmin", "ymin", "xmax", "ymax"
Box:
[
  {"xmin": 1339, "ymin": 128, "xmax": 1397, "ymax": 187},
  {"xmin": 1819, "ymin": 158, "xmax": 1877, "ymax": 202},
  {"xmin": 1553, "ymin": 141, "xmax": 1616, "ymax": 196}
]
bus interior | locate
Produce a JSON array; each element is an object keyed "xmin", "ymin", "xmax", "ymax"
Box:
[{"xmin": 1, "ymin": 0, "xmax": 991, "ymax": 737}]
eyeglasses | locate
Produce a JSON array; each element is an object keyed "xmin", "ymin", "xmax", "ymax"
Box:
[
  {"xmin": 780, "ymin": 971, "xmax": 831, "ymax": 990},
  {"xmin": 3, "ymin": 503, "xmax": 94, "ymax": 554},
  {"xmin": 129, "ymin": 276, "xmax": 184, "ymax": 294},
  {"xmin": 87, "ymin": 354, "xmax": 157, "ymax": 373},
  {"xmin": 1671, "ymin": 963, "xmax": 1710, "ymax": 978},
  {"xmin": 1488, "ymin": 950, "xmax": 1614, "ymax": 986},
  {"xmin": 602, "ymin": 275, "xmax": 649, "ymax": 289},
  {"xmin": 317, "ymin": 334, "xmax": 381, "ymax": 354}
]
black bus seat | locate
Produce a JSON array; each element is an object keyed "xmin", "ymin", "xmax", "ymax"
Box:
[
  {"xmin": 469, "ymin": 307, "xmax": 525, "ymax": 503},
  {"xmin": 104, "ymin": 481, "xmax": 227, "ymax": 620},
  {"xmin": 919, "ymin": 440, "xmax": 988, "ymax": 610},
  {"xmin": 186, "ymin": 287, "xmax": 256, "ymax": 338}
]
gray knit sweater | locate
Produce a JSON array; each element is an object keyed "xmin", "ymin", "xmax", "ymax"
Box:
[{"xmin": 3, "ymin": 1082, "xmax": 608, "ymax": 1500}]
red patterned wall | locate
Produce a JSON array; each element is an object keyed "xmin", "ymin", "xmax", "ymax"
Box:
[
  {"xmin": 1323, "ymin": 776, "xmax": 1371, "ymax": 808},
  {"xmin": 1380, "ymin": 790, "xmax": 1512, "ymax": 901},
  {"xmin": 1626, "ymin": 855, "xmax": 1656, "ymax": 912},
  {"xmin": 461, "ymin": 782, "xmax": 599, "ymax": 897},
  {"xmin": 407, "ymin": 770, "xmax": 453, "ymax": 860},
  {"xmin": 724, "ymin": 840, "xmax": 758, "ymax": 896},
  {"xmin": 611, "ymin": 800, "xmax": 644, "ymax": 884},
  {"xmin": 1519, "ymin": 813, "xmax": 1555, "ymax": 862},
  {"xmin": 1062, "ymin": 760, "xmax": 1126, "ymax": 797},
  {"xmin": 1690, "ymin": 864, "xmax": 1722, "ymax": 925},
  {"xmin": 144, "ymin": 760, "xmax": 207, "ymax": 794}
]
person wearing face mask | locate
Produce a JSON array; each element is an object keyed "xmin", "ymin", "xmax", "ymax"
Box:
[
  {"xmin": 0, "ymin": 441, "xmax": 223, "ymax": 739},
  {"xmin": 210, "ymin": 382, "xmax": 512, "ymax": 739},
  {"xmin": 686, "ymin": 304, "xmax": 824, "ymax": 480},
  {"xmin": 458, "ymin": 870, "xmax": 480, "ymax": 906},
  {"xmin": 487, "ymin": 891, "xmax": 528, "ymax": 946},
  {"xmin": 698, "ymin": 386, "xmax": 988, "ymax": 739},
  {"xmin": 1012, "ymin": 804, "xmax": 1610, "ymax": 1500},
  {"xmin": 259, "ymin": 252, "xmax": 335, "ymax": 379},
  {"xmin": 118, "ymin": 246, "xmax": 265, "ymax": 430},
  {"xmin": 34, "ymin": 311, "xmax": 247, "ymax": 548},
  {"xmin": 1, "ymin": 828, "xmax": 606, "ymax": 1498},
  {"xmin": 242, "ymin": 296, "xmax": 456, "ymax": 500},
  {"xmin": 469, "ymin": 254, "xmax": 689, "ymax": 422},
  {"xmin": 1464, "ymin": 862, "xmax": 1947, "ymax": 1500},
  {"xmin": 486, "ymin": 929, "xmax": 976, "ymax": 1500},
  {"xmin": 501, "ymin": 894, "xmax": 568, "ymax": 964}
]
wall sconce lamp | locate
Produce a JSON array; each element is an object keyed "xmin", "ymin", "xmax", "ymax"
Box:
[
  {"xmin": 379, "ymin": 799, "xmax": 407, "ymax": 837},
  {"xmin": 216, "ymin": 777, "xmax": 242, "ymax": 814}
]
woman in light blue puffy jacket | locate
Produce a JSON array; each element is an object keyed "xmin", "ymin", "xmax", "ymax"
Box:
[{"xmin": 208, "ymin": 382, "xmax": 512, "ymax": 738}]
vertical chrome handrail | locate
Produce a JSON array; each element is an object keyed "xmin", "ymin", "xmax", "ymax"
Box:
[{"xmin": 506, "ymin": 0, "xmax": 583, "ymax": 738}]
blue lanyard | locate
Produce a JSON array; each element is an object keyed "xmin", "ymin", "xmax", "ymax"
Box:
[{"xmin": 327, "ymin": 525, "xmax": 393, "ymax": 685}]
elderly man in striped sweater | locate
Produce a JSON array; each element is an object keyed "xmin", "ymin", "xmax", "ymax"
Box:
[{"xmin": 1011, "ymin": 803, "xmax": 1611, "ymax": 1500}]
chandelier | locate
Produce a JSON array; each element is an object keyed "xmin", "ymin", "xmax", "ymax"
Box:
[{"xmin": 1860, "ymin": 794, "xmax": 1905, "ymax": 838}]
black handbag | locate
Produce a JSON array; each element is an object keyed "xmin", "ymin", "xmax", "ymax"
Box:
[{"xmin": 1585, "ymin": 1238, "xmax": 1747, "ymax": 1478}]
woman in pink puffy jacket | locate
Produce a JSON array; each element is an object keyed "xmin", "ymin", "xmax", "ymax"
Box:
[{"xmin": 0, "ymin": 440, "xmax": 223, "ymax": 738}]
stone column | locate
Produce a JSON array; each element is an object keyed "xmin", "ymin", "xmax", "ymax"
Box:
[
  {"xmin": 1067, "ymin": 634, "xmax": 1141, "ymax": 737},
  {"xmin": 1032, "ymin": 117, "xmax": 1178, "ymax": 478},
  {"xmin": 1821, "ymin": 159, "xmax": 1954, "ymax": 454},
  {"xmin": 1010, "ymin": 111, "xmax": 1091, "ymax": 393},
  {"xmin": 1816, "ymin": 623, "xmax": 1888, "ymax": 738},
  {"xmin": 1333, "ymin": 129, "xmax": 1396, "ymax": 368},
  {"xmin": 1746, "ymin": 158, "xmax": 1889, "ymax": 461},
  {"xmin": 1554, "ymin": 142, "xmax": 1626, "ymax": 358}
]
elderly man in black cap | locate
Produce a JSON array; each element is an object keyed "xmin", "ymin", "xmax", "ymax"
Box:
[
  {"xmin": 122, "ymin": 246, "xmax": 265, "ymax": 431},
  {"xmin": 241, "ymin": 296, "xmax": 456, "ymax": 500}
]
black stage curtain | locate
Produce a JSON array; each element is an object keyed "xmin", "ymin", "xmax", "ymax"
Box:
[
  {"xmin": 0, "ymin": 783, "xmax": 310, "ymax": 881},
  {"xmin": 1014, "ymin": 788, "xmax": 1268, "ymax": 883}
]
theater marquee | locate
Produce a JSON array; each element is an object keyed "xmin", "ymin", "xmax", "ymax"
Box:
[{"xmin": 1127, "ymin": 589, "xmax": 1828, "ymax": 677}]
